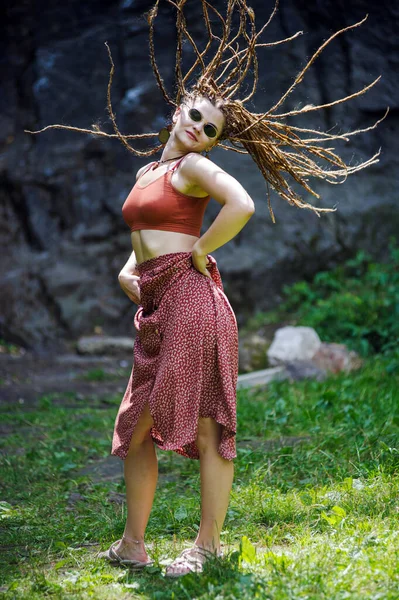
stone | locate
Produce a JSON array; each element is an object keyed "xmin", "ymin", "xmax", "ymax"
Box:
[
  {"xmin": 239, "ymin": 332, "xmax": 271, "ymax": 373},
  {"xmin": 237, "ymin": 366, "xmax": 288, "ymax": 390},
  {"xmin": 312, "ymin": 342, "xmax": 363, "ymax": 373},
  {"xmin": 77, "ymin": 335, "xmax": 134, "ymax": 355},
  {"xmin": 1, "ymin": 0, "xmax": 397, "ymax": 349},
  {"xmin": 0, "ymin": 262, "xmax": 67, "ymax": 349},
  {"xmin": 284, "ymin": 361, "xmax": 327, "ymax": 382},
  {"xmin": 267, "ymin": 326, "xmax": 322, "ymax": 366}
]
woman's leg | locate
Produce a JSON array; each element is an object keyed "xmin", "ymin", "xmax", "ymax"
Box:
[
  {"xmin": 114, "ymin": 403, "xmax": 158, "ymax": 562},
  {"xmin": 195, "ymin": 417, "xmax": 234, "ymax": 553}
]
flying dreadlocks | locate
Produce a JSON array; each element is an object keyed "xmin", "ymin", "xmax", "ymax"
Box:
[{"xmin": 25, "ymin": 0, "xmax": 387, "ymax": 222}]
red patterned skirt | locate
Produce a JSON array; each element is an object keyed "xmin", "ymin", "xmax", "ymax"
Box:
[{"xmin": 111, "ymin": 251, "xmax": 238, "ymax": 461}]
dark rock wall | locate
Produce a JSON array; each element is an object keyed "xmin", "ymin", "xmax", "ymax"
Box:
[{"xmin": 1, "ymin": 0, "xmax": 397, "ymax": 350}]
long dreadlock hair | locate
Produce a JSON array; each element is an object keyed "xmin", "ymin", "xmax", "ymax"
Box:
[{"xmin": 25, "ymin": 0, "xmax": 387, "ymax": 222}]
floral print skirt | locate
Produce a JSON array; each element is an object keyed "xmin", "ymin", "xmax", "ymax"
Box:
[{"xmin": 111, "ymin": 251, "xmax": 238, "ymax": 461}]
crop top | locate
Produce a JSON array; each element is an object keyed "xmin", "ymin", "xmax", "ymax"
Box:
[{"xmin": 121, "ymin": 157, "xmax": 211, "ymax": 237}]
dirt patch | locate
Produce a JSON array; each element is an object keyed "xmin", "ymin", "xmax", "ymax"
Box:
[
  {"xmin": 77, "ymin": 455, "xmax": 123, "ymax": 482},
  {"xmin": 0, "ymin": 352, "xmax": 131, "ymax": 408}
]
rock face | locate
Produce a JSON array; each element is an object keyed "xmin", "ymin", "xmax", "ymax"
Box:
[{"xmin": 1, "ymin": 0, "xmax": 397, "ymax": 350}]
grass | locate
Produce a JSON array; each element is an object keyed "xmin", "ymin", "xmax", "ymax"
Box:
[
  {"xmin": 80, "ymin": 367, "xmax": 132, "ymax": 382},
  {"xmin": 1, "ymin": 353, "xmax": 398, "ymax": 599}
]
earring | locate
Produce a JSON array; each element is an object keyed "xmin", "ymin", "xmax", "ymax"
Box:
[{"xmin": 158, "ymin": 126, "xmax": 170, "ymax": 145}]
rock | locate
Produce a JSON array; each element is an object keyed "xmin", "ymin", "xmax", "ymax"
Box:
[
  {"xmin": 284, "ymin": 361, "xmax": 327, "ymax": 382},
  {"xmin": 0, "ymin": 263, "xmax": 67, "ymax": 349},
  {"xmin": 237, "ymin": 366, "xmax": 288, "ymax": 390},
  {"xmin": 1, "ymin": 0, "xmax": 398, "ymax": 349},
  {"xmin": 72, "ymin": 220, "xmax": 114, "ymax": 242},
  {"xmin": 77, "ymin": 335, "xmax": 134, "ymax": 355},
  {"xmin": 267, "ymin": 326, "xmax": 322, "ymax": 366},
  {"xmin": 22, "ymin": 184, "xmax": 61, "ymax": 250},
  {"xmin": 312, "ymin": 342, "xmax": 363, "ymax": 373},
  {"xmin": 239, "ymin": 332, "xmax": 271, "ymax": 373}
]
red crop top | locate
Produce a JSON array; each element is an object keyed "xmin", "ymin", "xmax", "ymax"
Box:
[{"xmin": 122, "ymin": 157, "xmax": 211, "ymax": 237}]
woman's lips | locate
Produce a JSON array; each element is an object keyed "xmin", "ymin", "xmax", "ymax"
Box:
[{"xmin": 186, "ymin": 131, "xmax": 197, "ymax": 141}]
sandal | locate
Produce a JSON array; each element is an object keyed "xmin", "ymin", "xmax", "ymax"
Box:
[
  {"xmin": 165, "ymin": 545, "xmax": 222, "ymax": 578},
  {"xmin": 98, "ymin": 540, "xmax": 154, "ymax": 569}
]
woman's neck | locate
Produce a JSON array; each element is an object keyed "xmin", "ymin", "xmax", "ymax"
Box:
[{"xmin": 160, "ymin": 134, "xmax": 188, "ymax": 162}]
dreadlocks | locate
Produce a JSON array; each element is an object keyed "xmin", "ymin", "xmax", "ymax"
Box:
[{"xmin": 25, "ymin": 0, "xmax": 387, "ymax": 222}]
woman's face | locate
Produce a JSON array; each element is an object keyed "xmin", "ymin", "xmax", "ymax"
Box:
[{"xmin": 172, "ymin": 96, "xmax": 225, "ymax": 153}]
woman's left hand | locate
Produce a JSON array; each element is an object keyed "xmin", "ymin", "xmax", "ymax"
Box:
[{"xmin": 191, "ymin": 246, "xmax": 212, "ymax": 279}]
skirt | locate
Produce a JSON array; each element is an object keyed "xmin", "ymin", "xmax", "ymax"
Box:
[{"xmin": 111, "ymin": 251, "xmax": 238, "ymax": 461}]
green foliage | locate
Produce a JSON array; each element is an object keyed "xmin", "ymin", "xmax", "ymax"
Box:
[
  {"xmin": 244, "ymin": 241, "xmax": 399, "ymax": 358},
  {"xmin": 81, "ymin": 367, "xmax": 131, "ymax": 382},
  {"xmin": 278, "ymin": 242, "xmax": 399, "ymax": 356},
  {"xmin": 82, "ymin": 368, "xmax": 110, "ymax": 381}
]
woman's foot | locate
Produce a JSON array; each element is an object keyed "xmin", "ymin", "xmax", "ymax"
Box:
[
  {"xmin": 165, "ymin": 545, "xmax": 222, "ymax": 578},
  {"xmin": 98, "ymin": 537, "xmax": 153, "ymax": 568}
]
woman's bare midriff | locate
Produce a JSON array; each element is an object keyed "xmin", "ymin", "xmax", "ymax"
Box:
[{"xmin": 132, "ymin": 230, "xmax": 200, "ymax": 266}]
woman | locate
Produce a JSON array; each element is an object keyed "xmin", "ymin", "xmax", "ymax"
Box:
[
  {"xmin": 25, "ymin": 0, "xmax": 383, "ymax": 578},
  {"xmin": 105, "ymin": 93, "xmax": 254, "ymax": 576}
]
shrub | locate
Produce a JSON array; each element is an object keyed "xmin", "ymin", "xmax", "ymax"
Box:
[
  {"xmin": 278, "ymin": 241, "xmax": 399, "ymax": 356},
  {"xmin": 247, "ymin": 240, "xmax": 399, "ymax": 356}
]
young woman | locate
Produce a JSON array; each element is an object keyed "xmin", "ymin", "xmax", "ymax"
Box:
[
  {"xmin": 105, "ymin": 94, "xmax": 254, "ymax": 576},
  {"xmin": 26, "ymin": 0, "xmax": 382, "ymax": 577}
]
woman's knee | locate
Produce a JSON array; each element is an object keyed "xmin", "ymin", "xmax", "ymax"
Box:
[
  {"xmin": 196, "ymin": 417, "xmax": 222, "ymax": 454},
  {"xmin": 127, "ymin": 403, "xmax": 154, "ymax": 451}
]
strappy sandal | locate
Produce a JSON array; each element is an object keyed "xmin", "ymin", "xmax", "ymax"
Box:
[
  {"xmin": 165, "ymin": 545, "xmax": 222, "ymax": 578},
  {"xmin": 98, "ymin": 540, "xmax": 154, "ymax": 569}
]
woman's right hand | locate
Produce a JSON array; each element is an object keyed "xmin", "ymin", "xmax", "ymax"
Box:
[{"xmin": 118, "ymin": 272, "xmax": 141, "ymax": 305}]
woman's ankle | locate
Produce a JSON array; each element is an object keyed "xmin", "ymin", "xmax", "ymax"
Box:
[
  {"xmin": 116, "ymin": 537, "xmax": 148, "ymax": 559},
  {"xmin": 121, "ymin": 535, "xmax": 146, "ymax": 548},
  {"xmin": 122, "ymin": 534, "xmax": 144, "ymax": 542},
  {"xmin": 194, "ymin": 538, "xmax": 220, "ymax": 554}
]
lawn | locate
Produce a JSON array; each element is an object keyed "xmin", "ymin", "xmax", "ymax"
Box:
[{"xmin": 1, "ymin": 352, "xmax": 398, "ymax": 599}]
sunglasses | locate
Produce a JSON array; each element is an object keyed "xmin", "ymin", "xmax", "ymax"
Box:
[{"xmin": 185, "ymin": 105, "xmax": 218, "ymax": 139}]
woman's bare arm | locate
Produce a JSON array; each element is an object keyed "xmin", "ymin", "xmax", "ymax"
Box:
[
  {"xmin": 118, "ymin": 251, "xmax": 140, "ymax": 304},
  {"xmin": 119, "ymin": 250, "xmax": 139, "ymax": 275},
  {"xmin": 181, "ymin": 153, "xmax": 255, "ymax": 256}
]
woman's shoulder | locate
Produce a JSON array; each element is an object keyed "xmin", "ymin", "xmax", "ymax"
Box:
[
  {"xmin": 135, "ymin": 162, "xmax": 157, "ymax": 180},
  {"xmin": 179, "ymin": 152, "xmax": 227, "ymax": 177},
  {"xmin": 178, "ymin": 152, "xmax": 249, "ymax": 206}
]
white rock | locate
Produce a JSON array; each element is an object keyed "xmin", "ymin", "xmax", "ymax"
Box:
[
  {"xmin": 267, "ymin": 326, "xmax": 321, "ymax": 366},
  {"xmin": 77, "ymin": 336, "xmax": 134, "ymax": 355}
]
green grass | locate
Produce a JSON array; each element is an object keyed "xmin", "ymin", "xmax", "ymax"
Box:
[
  {"xmin": 1, "ymin": 354, "xmax": 398, "ymax": 599},
  {"xmin": 80, "ymin": 367, "xmax": 132, "ymax": 382}
]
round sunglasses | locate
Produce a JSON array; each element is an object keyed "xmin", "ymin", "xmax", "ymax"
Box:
[{"xmin": 185, "ymin": 106, "xmax": 218, "ymax": 139}]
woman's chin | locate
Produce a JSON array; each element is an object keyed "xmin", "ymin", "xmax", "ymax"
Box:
[{"xmin": 176, "ymin": 132, "xmax": 200, "ymax": 151}]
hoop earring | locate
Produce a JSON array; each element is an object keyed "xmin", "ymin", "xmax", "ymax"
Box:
[{"xmin": 158, "ymin": 126, "xmax": 171, "ymax": 145}]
